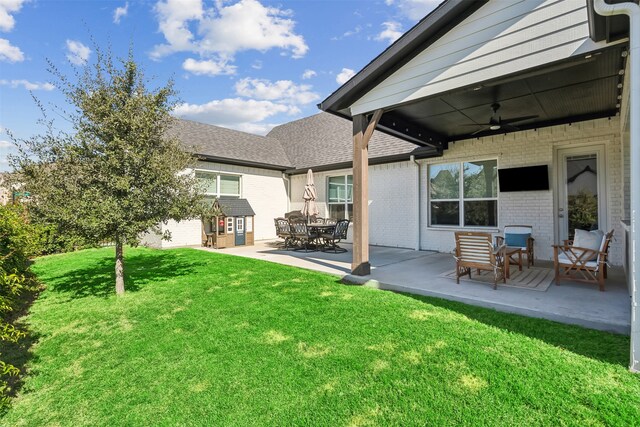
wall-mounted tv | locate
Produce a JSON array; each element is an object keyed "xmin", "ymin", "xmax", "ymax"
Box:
[{"xmin": 498, "ymin": 165, "xmax": 549, "ymax": 192}]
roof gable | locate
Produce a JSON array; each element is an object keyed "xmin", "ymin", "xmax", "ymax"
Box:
[{"xmin": 348, "ymin": 0, "xmax": 615, "ymax": 116}]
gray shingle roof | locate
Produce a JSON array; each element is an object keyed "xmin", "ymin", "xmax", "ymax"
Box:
[
  {"xmin": 169, "ymin": 119, "xmax": 293, "ymax": 169},
  {"xmin": 218, "ymin": 197, "xmax": 255, "ymax": 217},
  {"xmin": 170, "ymin": 114, "xmax": 434, "ymax": 173},
  {"xmin": 267, "ymin": 113, "xmax": 432, "ymax": 171}
]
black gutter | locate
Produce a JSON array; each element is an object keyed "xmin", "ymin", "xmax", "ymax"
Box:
[
  {"xmin": 196, "ymin": 154, "xmax": 291, "ymax": 171},
  {"xmin": 318, "ymin": 0, "xmax": 488, "ymax": 115},
  {"xmin": 284, "ymin": 148, "xmax": 442, "ymax": 175}
]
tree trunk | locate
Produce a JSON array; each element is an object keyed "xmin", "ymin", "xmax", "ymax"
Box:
[{"xmin": 115, "ymin": 237, "xmax": 125, "ymax": 295}]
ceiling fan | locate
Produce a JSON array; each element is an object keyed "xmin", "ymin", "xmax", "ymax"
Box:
[{"xmin": 468, "ymin": 103, "xmax": 538, "ymax": 135}]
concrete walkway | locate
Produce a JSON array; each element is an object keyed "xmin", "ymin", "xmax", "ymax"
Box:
[{"xmin": 197, "ymin": 240, "xmax": 631, "ymax": 334}]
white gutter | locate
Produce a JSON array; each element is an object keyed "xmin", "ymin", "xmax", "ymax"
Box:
[
  {"xmin": 594, "ymin": 0, "xmax": 640, "ymax": 373},
  {"xmin": 411, "ymin": 155, "xmax": 421, "ymax": 251},
  {"xmin": 282, "ymin": 173, "xmax": 291, "ymax": 212}
]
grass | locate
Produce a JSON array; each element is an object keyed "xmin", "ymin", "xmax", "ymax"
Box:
[{"xmin": 2, "ymin": 246, "xmax": 639, "ymax": 426}]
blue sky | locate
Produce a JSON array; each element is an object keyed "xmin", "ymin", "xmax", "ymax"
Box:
[{"xmin": 0, "ymin": 0, "xmax": 440, "ymax": 171}]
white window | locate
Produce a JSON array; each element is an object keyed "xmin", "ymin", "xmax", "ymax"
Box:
[
  {"xmin": 246, "ymin": 217, "xmax": 253, "ymax": 233},
  {"xmin": 327, "ymin": 175, "xmax": 353, "ymax": 220},
  {"xmin": 226, "ymin": 217, "xmax": 234, "ymax": 233},
  {"xmin": 429, "ymin": 160, "xmax": 498, "ymax": 227},
  {"xmin": 195, "ymin": 171, "xmax": 241, "ymax": 205}
]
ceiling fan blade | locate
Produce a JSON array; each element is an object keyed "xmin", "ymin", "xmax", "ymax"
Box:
[
  {"xmin": 501, "ymin": 124, "xmax": 520, "ymax": 132},
  {"xmin": 501, "ymin": 115, "xmax": 539, "ymax": 124},
  {"xmin": 471, "ymin": 127, "xmax": 490, "ymax": 136}
]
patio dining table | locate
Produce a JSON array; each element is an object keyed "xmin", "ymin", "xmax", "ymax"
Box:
[{"xmin": 307, "ymin": 223, "xmax": 336, "ymax": 249}]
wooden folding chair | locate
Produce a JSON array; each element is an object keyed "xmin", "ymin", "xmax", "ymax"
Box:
[{"xmin": 552, "ymin": 230, "xmax": 614, "ymax": 291}]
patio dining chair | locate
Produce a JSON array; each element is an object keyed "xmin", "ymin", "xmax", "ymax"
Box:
[
  {"xmin": 289, "ymin": 218, "xmax": 318, "ymax": 252},
  {"xmin": 320, "ymin": 219, "xmax": 350, "ymax": 253},
  {"xmin": 552, "ymin": 229, "xmax": 614, "ymax": 291},
  {"xmin": 274, "ymin": 217, "xmax": 293, "ymax": 249},
  {"xmin": 324, "ymin": 218, "xmax": 337, "ymax": 226},
  {"xmin": 454, "ymin": 231, "xmax": 507, "ymax": 289}
]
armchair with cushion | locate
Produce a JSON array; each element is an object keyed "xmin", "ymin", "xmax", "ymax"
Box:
[
  {"xmin": 495, "ymin": 225, "xmax": 535, "ymax": 271},
  {"xmin": 552, "ymin": 229, "xmax": 614, "ymax": 291}
]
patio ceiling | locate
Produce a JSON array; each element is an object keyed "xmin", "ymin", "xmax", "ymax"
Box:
[{"xmin": 369, "ymin": 43, "xmax": 628, "ymax": 150}]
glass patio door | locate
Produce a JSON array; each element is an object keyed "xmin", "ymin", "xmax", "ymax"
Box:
[{"xmin": 557, "ymin": 146, "xmax": 606, "ymax": 241}]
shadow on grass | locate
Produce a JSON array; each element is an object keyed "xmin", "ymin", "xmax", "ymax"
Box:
[
  {"xmin": 46, "ymin": 250, "xmax": 209, "ymax": 299},
  {"xmin": 1, "ymin": 286, "xmax": 41, "ymax": 413},
  {"xmin": 401, "ymin": 293, "xmax": 631, "ymax": 367}
]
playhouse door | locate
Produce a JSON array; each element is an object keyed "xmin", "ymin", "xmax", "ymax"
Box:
[{"xmin": 235, "ymin": 217, "xmax": 245, "ymax": 246}]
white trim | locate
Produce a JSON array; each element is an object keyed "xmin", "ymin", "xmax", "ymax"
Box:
[
  {"xmin": 427, "ymin": 158, "xmax": 499, "ymax": 228},
  {"xmin": 554, "ymin": 142, "xmax": 608, "ymax": 243}
]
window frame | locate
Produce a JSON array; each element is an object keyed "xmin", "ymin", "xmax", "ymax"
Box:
[
  {"xmin": 195, "ymin": 169, "xmax": 242, "ymax": 198},
  {"xmin": 327, "ymin": 174, "xmax": 353, "ymax": 220},
  {"xmin": 428, "ymin": 158, "xmax": 499, "ymax": 229}
]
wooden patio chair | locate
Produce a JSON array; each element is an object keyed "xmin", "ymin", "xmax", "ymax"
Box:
[
  {"xmin": 552, "ymin": 229, "xmax": 614, "ymax": 291},
  {"xmin": 454, "ymin": 231, "xmax": 507, "ymax": 290},
  {"xmin": 495, "ymin": 225, "xmax": 535, "ymax": 271}
]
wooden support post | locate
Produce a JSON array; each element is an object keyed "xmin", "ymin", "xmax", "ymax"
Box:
[{"xmin": 352, "ymin": 110, "xmax": 383, "ymax": 276}]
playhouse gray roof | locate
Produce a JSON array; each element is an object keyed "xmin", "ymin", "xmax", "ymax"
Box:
[{"xmin": 218, "ymin": 197, "xmax": 255, "ymax": 217}]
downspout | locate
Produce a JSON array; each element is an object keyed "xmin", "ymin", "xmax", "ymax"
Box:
[
  {"xmin": 282, "ymin": 173, "xmax": 291, "ymax": 213},
  {"xmin": 411, "ymin": 155, "xmax": 421, "ymax": 251},
  {"xmin": 594, "ymin": 0, "xmax": 640, "ymax": 373}
]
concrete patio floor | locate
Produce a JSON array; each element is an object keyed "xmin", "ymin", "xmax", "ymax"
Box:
[{"xmin": 196, "ymin": 240, "xmax": 631, "ymax": 334}]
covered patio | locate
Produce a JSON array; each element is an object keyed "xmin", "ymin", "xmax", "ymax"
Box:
[
  {"xmin": 199, "ymin": 241, "xmax": 630, "ymax": 334},
  {"xmin": 316, "ymin": 0, "xmax": 638, "ymax": 369}
]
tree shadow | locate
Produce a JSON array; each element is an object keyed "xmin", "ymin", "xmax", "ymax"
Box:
[
  {"xmin": 1, "ymin": 287, "xmax": 41, "ymax": 412},
  {"xmin": 399, "ymin": 292, "xmax": 630, "ymax": 367},
  {"xmin": 45, "ymin": 250, "xmax": 209, "ymax": 299}
]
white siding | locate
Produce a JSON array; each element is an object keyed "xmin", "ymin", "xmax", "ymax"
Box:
[
  {"xmin": 290, "ymin": 162, "xmax": 420, "ymax": 249},
  {"xmin": 160, "ymin": 161, "xmax": 288, "ymax": 248},
  {"xmin": 351, "ymin": 0, "xmax": 617, "ymax": 115},
  {"xmin": 419, "ymin": 117, "xmax": 624, "ymax": 264}
]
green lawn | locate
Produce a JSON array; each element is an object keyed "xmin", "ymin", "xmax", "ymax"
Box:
[{"xmin": 2, "ymin": 247, "xmax": 639, "ymax": 426}]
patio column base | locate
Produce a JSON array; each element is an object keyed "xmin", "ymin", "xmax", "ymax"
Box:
[{"xmin": 352, "ymin": 262, "xmax": 370, "ymax": 276}]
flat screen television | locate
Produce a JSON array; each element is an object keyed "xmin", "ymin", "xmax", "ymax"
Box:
[{"xmin": 498, "ymin": 165, "xmax": 549, "ymax": 192}]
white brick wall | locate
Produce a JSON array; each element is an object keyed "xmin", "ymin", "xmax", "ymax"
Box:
[
  {"xmin": 159, "ymin": 161, "xmax": 288, "ymax": 248},
  {"xmin": 290, "ymin": 161, "xmax": 420, "ymax": 249},
  {"xmin": 419, "ymin": 117, "xmax": 625, "ymax": 264}
]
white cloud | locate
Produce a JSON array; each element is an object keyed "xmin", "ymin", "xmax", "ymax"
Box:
[
  {"xmin": 66, "ymin": 40, "xmax": 91, "ymax": 65},
  {"xmin": 182, "ymin": 57, "xmax": 236, "ymax": 76},
  {"xmin": 0, "ymin": 0, "xmax": 26, "ymax": 32},
  {"xmin": 336, "ymin": 68, "xmax": 355, "ymax": 85},
  {"xmin": 0, "ymin": 37, "xmax": 23, "ymax": 62},
  {"xmin": 234, "ymin": 78, "xmax": 319, "ymax": 105},
  {"xmin": 0, "ymin": 79, "xmax": 54, "ymax": 90},
  {"xmin": 173, "ymin": 97, "xmax": 298, "ymax": 133},
  {"xmin": 375, "ymin": 21, "xmax": 403, "ymax": 45},
  {"xmin": 384, "ymin": 0, "xmax": 440, "ymax": 21},
  {"xmin": 251, "ymin": 60, "xmax": 262, "ymax": 70},
  {"xmin": 113, "ymin": 2, "xmax": 129, "ymax": 24},
  {"xmin": 0, "ymin": 140, "xmax": 12, "ymax": 148},
  {"xmin": 151, "ymin": 0, "xmax": 308, "ymax": 67},
  {"xmin": 301, "ymin": 69, "xmax": 316, "ymax": 80}
]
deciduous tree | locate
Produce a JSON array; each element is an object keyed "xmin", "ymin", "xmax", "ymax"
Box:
[{"xmin": 12, "ymin": 48, "xmax": 201, "ymax": 295}]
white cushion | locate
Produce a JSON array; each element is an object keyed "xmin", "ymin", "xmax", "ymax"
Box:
[
  {"xmin": 557, "ymin": 254, "xmax": 599, "ymax": 270},
  {"xmin": 573, "ymin": 229, "xmax": 604, "ymax": 252}
]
